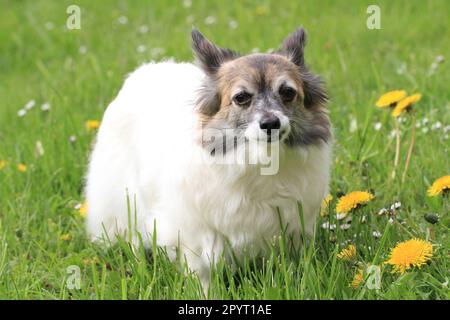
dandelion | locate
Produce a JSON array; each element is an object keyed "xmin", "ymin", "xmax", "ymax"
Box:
[
  {"xmin": 320, "ymin": 194, "xmax": 333, "ymax": 217},
  {"xmin": 0, "ymin": 160, "xmax": 6, "ymax": 170},
  {"xmin": 60, "ymin": 233, "xmax": 72, "ymax": 241},
  {"xmin": 17, "ymin": 163, "xmax": 27, "ymax": 172},
  {"xmin": 350, "ymin": 269, "xmax": 364, "ymax": 288},
  {"xmin": 86, "ymin": 120, "xmax": 100, "ymax": 131},
  {"xmin": 385, "ymin": 238, "xmax": 433, "ymax": 274},
  {"xmin": 337, "ymin": 244, "xmax": 356, "ymax": 261},
  {"xmin": 335, "ymin": 191, "xmax": 374, "ymax": 219},
  {"xmin": 392, "ymin": 94, "xmax": 422, "ymax": 117},
  {"xmin": 375, "ymin": 90, "xmax": 407, "ymax": 108},
  {"xmin": 427, "ymin": 175, "xmax": 450, "ymax": 197}
]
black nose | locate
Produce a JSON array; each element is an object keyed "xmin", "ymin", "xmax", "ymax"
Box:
[{"xmin": 260, "ymin": 115, "xmax": 281, "ymax": 134}]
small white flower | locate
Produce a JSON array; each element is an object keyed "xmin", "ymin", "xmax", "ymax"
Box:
[
  {"xmin": 186, "ymin": 15, "xmax": 195, "ymax": 23},
  {"xmin": 79, "ymin": 46, "xmax": 88, "ymax": 55},
  {"xmin": 151, "ymin": 47, "xmax": 165, "ymax": 59},
  {"xmin": 182, "ymin": 0, "xmax": 192, "ymax": 8},
  {"xmin": 41, "ymin": 103, "xmax": 51, "ymax": 111},
  {"xmin": 228, "ymin": 20, "xmax": 238, "ymax": 29},
  {"xmin": 69, "ymin": 135, "xmax": 77, "ymax": 143},
  {"xmin": 388, "ymin": 130, "xmax": 397, "ymax": 139},
  {"xmin": 74, "ymin": 203, "xmax": 82, "ymax": 210},
  {"xmin": 204, "ymin": 16, "xmax": 216, "ymax": 25},
  {"xmin": 251, "ymin": 47, "xmax": 260, "ymax": 53},
  {"xmin": 336, "ymin": 213, "xmax": 347, "ymax": 220},
  {"xmin": 321, "ymin": 222, "xmax": 336, "ymax": 230},
  {"xmin": 372, "ymin": 230, "xmax": 381, "ymax": 239},
  {"xmin": 118, "ymin": 16, "xmax": 128, "ymax": 25},
  {"xmin": 349, "ymin": 117, "xmax": 357, "ymax": 133},
  {"xmin": 421, "ymin": 127, "xmax": 429, "ymax": 134},
  {"xmin": 388, "ymin": 217, "xmax": 394, "ymax": 224},
  {"xmin": 396, "ymin": 63, "xmax": 407, "ymax": 75},
  {"xmin": 18, "ymin": 109, "xmax": 27, "ymax": 117},
  {"xmin": 444, "ymin": 125, "xmax": 450, "ymax": 133},
  {"xmin": 24, "ymin": 100, "xmax": 36, "ymax": 110},
  {"xmin": 390, "ymin": 201, "xmax": 401, "ymax": 210},
  {"xmin": 138, "ymin": 25, "xmax": 149, "ymax": 34},
  {"xmin": 374, "ymin": 122, "xmax": 382, "ymax": 131},
  {"xmin": 416, "ymin": 122, "xmax": 421, "ymax": 128},
  {"xmin": 435, "ymin": 55, "xmax": 444, "ymax": 63},
  {"xmin": 431, "ymin": 121, "xmax": 442, "ymax": 130},
  {"xmin": 35, "ymin": 141, "xmax": 44, "ymax": 157},
  {"xmin": 340, "ymin": 223, "xmax": 351, "ymax": 230},
  {"xmin": 44, "ymin": 21, "xmax": 54, "ymax": 30},
  {"xmin": 421, "ymin": 117, "xmax": 429, "ymax": 125},
  {"xmin": 378, "ymin": 208, "xmax": 388, "ymax": 216},
  {"xmin": 137, "ymin": 45, "xmax": 146, "ymax": 53}
]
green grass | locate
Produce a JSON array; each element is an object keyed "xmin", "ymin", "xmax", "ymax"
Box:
[{"xmin": 0, "ymin": 0, "xmax": 449, "ymax": 299}]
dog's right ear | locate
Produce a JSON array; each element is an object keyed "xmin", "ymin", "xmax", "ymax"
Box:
[{"xmin": 192, "ymin": 28, "xmax": 239, "ymax": 75}]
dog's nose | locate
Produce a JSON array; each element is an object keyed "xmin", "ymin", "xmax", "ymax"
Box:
[{"xmin": 259, "ymin": 115, "xmax": 281, "ymax": 134}]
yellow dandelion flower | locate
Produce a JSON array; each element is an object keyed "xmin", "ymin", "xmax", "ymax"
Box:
[
  {"xmin": 375, "ymin": 90, "xmax": 407, "ymax": 108},
  {"xmin": 427, "ymin": 175, "xmax": 450, "ymax": 197},
  {"xmin": 77, "ymin": 202, "xmax": 88, "ymax": 218},
  {"xmin": 320, "ymin": 194, "xmax": 333, "ymax": 217},
  {"xmin": 392, "ymin": 93, "xmax": 422, "ymax": 117},
  {"xmin": 350, "ymin": 269, "xmax": 364, "ymax": 288},
  {"xmin": 0, "ymin": 160, "xmax": 6, "ymax": 170},
  {"xmin": 335, "ymin": 191, "xmax": 374, "ymax": 218},
  {"xmin": 337, "ymin": 244, "xmax": 356, "ymax": 261},
  {"xmin": 385, "ymin": 238, "xmax": 433, "ymax": 274},
  {"xmin": 60, "ymin": 233, "xmax": 72, "ymax": 241},
  {"xmin": 17, "ymin": 163, "xmax": 27, "ymax": 172},
  {"xmin": 86, "ymin": 120, "xmax": 101, "ymax": 131}
]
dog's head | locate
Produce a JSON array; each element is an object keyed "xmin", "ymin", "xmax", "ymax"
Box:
[{"xmin": 192, "ymin": 27, "xmax": 330, "ymax": 151}]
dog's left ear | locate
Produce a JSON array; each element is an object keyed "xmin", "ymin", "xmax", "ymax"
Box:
[
  {"xmin": 192, "ymin": 28, "xmax": 239, "ymax": 75},
  {"xmin": 280, "ymin": 27, "xmax": 307, "ymax": 66}
]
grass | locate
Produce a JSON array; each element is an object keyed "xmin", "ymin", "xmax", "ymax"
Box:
[{"xmin": 0, "ymin": 0, "xmax": 449, "ymax": 299}]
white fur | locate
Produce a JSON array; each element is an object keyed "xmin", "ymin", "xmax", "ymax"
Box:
[{"xmin": 86, "ymin": 61, "xmax": 332, "ymax": 285}]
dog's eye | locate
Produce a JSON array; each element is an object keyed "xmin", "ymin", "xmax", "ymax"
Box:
[
  {"xmin": 279, "ymin": 86, "xmax": 297, "ymax": 102},
  {"xmin": 233, "ymin": 92, "xmax": 252, "ymax": 106}
]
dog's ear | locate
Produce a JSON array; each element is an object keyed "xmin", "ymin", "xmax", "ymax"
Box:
[
  {"xmin": 280, "ymin": 27, "xmax": 307, "ymax": 66},
  {"xmin": 192, "ymin": 28, "xmax": 239, "ymax": 75}
]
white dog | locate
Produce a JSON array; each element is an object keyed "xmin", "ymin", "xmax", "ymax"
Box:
[{"xmin": 85, "ymin": 28, "xmax": 332, "ymax": 288}]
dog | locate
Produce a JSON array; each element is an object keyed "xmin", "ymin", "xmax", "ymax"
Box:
[{"xmin": 85, "ymin": 27, "xmax": 332, "ymax": 290}]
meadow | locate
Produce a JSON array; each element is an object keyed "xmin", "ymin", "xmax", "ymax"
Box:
[{"xmin": 0, "ymin": 0, "xmax": 449, "ymax": 299}]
